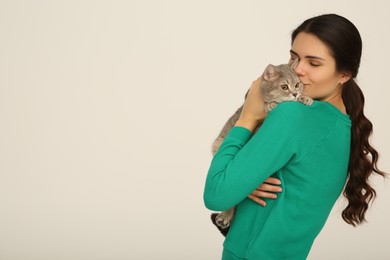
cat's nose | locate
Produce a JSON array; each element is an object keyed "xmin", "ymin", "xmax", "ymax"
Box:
[{"xmin": 292, "ymin": 93, "xmax": 298, "ymax": 97}]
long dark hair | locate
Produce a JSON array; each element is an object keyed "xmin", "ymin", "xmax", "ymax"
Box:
[{"xmin": 291, "ymin": 14, "xmax": 387, "ymax": 226}]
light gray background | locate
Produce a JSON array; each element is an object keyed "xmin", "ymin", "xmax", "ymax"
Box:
[{"xmin": 0, "ymin": 0, "xmax": 389, "ymax": 259}]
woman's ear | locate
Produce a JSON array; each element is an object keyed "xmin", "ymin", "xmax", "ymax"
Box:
[{"xmin": 339, "ymin": 71, "xmax": 352, "ymax": 84}]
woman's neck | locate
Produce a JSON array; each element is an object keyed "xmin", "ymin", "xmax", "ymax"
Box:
[{"xmin": 319, "ymin": 86, "xmax": 347, "ymax": 114}]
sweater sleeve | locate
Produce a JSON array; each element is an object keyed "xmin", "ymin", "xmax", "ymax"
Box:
[{"xmin": 203, "ymin": 101, "xmax": 303, "ymax": 211}]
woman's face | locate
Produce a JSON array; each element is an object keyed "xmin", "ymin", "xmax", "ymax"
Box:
[{"xmin": 289, "ymin": 32, "xmax": 350, "ymax": 100}]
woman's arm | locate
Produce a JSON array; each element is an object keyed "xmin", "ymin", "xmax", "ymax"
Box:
[
  {"xmin": 203, "ymin": 102, "xmax": 304, "ymax": 211},
  {"xmin": 234, "ymin": 77, "xmax": 282, "ymax": 206}
]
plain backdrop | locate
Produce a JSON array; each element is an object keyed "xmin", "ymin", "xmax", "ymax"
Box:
[{"xmin": 0, "ymin": 0, "xmax": 389, "ymax": 259}]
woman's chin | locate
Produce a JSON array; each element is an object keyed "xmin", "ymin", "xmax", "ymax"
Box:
[
  {"xmin": 303, "ymin": 91, "xmax": 314, "ymax": 98},
  {"xmin": 303, "ymin": 93, "xmax": 321, "ymax": 101}
]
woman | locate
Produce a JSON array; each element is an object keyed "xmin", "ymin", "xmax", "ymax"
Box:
[{"xmin": 203, "ymin": 13, "xmax": 386, "ymax": 259}]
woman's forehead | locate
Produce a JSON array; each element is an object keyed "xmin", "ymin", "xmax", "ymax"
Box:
[{"xmin": 291, "ymin": 32, "xmax": 333, "ymax": 60}]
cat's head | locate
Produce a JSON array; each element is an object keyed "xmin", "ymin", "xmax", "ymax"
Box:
[{"xmin": 261, "ymin": 62, "xmax": 303, "ymax": 103}]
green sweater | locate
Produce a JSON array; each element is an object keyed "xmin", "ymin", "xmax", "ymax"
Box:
[{"xmin": 203, "ymin": 100, "xmax": 351, "ymax": 259}]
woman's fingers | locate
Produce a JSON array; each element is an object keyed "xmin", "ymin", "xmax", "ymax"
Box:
[
  {"xmin": 248, "ymin": 190, "xmax": 278, "ymax": 206},
  {"xmin": 248, "ymin": 177, "xmax": 282, "ymax": 206},
  {"xmin": 263, "ymin": 177, "xmax": 281, "ymax": 185},
  {"xmin": 252, "ymin": 190, "xmax": 278, "ymax": 199},
  {"xmin": 257, "ymin": 183, "xmax": 283, "ymax": 193},
  {"xmin": 248, "ymin": 194, "xmax": 266, "ymax": 207}
]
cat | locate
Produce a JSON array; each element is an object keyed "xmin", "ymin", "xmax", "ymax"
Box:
[{"xmin": 210, "ymin": 60, "xmax": 313, "ymax": 236}]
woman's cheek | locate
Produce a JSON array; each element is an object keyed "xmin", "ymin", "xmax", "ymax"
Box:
[{"xmin": 303, "ymin": 85, "xmax": 315, "ymax": 97}]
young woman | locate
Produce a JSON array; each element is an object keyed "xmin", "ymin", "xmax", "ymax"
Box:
[{"xmin": 203, "ymin": 13, "xmax": 386, "ymax": 259}]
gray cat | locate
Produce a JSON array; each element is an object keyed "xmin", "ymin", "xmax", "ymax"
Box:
[{"xmin": 210, "ymin": 61, "xmax": 313, "ymax": 236}]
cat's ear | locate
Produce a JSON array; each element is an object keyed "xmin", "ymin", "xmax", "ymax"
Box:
[
  {"xmin": 288, "ymin": 58, "xmax": 299, "ymax": 70},
  {"xmin": 263, "ymin": 64, "xmax": 279, "ymax": 81}
]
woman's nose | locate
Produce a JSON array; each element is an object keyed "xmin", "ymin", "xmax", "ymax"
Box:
[{"xmin": 294, "ymin": 61, "xmax": 305, "ymax": 76}]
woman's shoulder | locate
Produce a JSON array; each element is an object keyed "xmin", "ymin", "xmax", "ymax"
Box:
[
  {"xmin": 267, "ymin": 100, "xmax": 351, "ymax": 127},
  {"xmin": 271, "ymin": 100, "xmax": 350, "ymax": 117},
  {"xmin": 271, "ymin": 100, "xmax": 308, "ymax": 111},
  {"xmin": 262, "ymin": 101, "xmax": 308, "ymax": 129},
  {"xmin": 268, "ymin": 101, "xmax": 308, "ymax": 120}
]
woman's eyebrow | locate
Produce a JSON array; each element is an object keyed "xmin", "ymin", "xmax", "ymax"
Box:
[{"xmin": 290, "ymin": 49, "xmax": 325, "ymax": 61}]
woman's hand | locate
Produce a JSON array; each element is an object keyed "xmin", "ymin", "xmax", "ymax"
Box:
[
  {"xmin": 235, "ymin": 76, "xmax": 267, "ymax": 132},
  {"xmin": 248, "ymin": 177, "xmax": 283, "ymax": 206}
]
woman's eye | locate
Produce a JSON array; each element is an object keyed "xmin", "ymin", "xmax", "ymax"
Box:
[
  {"xmin": 281, "ymin": 84, "xmax": 289, "ymax": 90},
  {"xmin": 310, "ymin": 62, "xmax": 320, "ymax": 67}
]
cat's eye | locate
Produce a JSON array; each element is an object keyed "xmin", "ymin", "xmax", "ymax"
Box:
[
  {"xmin": 281, "ymin": 84, "xmax": 289, "ymax": 90},
  {"xmin": 295, "ymin": 83, "xmax": 301, "ymax": 89}
]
